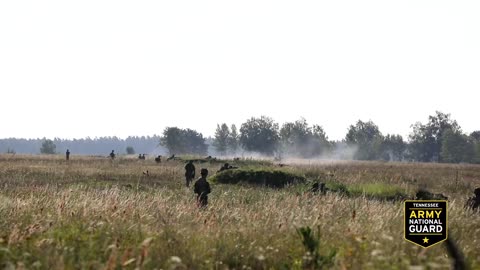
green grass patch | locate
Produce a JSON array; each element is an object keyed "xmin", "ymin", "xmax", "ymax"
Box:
[
  {"xmin": 348, "ymin": 183, "xmax": 408, "ymax": 200},
  {"xmin": 210, "ymin": 167, "xmax": 306, "ymax": 188},
  {"xmin": 329, "ymin": 182, "xmax": 408, "ymax": 201}
]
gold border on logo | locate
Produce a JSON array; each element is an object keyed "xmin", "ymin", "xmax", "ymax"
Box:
[{"xmin": 404, "ymin": 200, "xmax": 448, "ymax": 248}]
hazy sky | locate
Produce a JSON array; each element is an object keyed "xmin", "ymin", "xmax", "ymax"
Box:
[{"xmin": 1, "ymin": 1, "xmax": 479, "ymax": 141}]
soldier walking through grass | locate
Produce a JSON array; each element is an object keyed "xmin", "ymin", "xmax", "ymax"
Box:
[
  {"xmin": 66, "ymin": 149, "xmax": 70, "ymax": 161},
  {"xmin": 109, "ymin": 150, "xmax": 115, "ymax": 160},
  {"xmin": 184, "ymin": 160, "xmax": 195, "ymax": 187},
  {"xmin": 194, "ymin": 168, "xmax": 211, "ymax": 208}
]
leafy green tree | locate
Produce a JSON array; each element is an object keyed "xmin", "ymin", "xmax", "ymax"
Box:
[
  {"xmin": 40, "ymin": 139, "xmax": 56, "ymax": 154},
  {"xmin": 470, "ymin": 131, "xmax": 480, "ymax": 163},
  {"xmin": 126, "ymin": 146, "xmax": 135, "ymax": 155},
  {"xmin": 228, "ymin": 124, "xmax": 239, "ymax": 154},
  {"xmin": 182, "ymin": 129, "xmax": 208, "ymax": 155},
  {"xmin": 213, "ymin": 124, "xmax": 230, "ymax": 155},
  {"xmin": 240, "ymin": 116, "xmax": 280, "ymax": 155},
  {"xmin": 280, "ymin": 118, "xmax": 330, "ymax": 158},
  {"xmin": 345, "ymin": 120, "xmax": 383, "ymax": 160},
  {"xmin": 381, "ymin": 134, "xmax": 406, "ymax": 161},
  {"xmin": 160, "ymin": 127, "xmax": 184, "ymax": 154},
  {"xmin": 474, "ymin": 143, "xmax": 480, "ymax": 164},
  {"xmin": 470, "ymin": 131, "xmax": 480, "ymax": 141},
  {"xmin": 160, "ymin": 127, "xmax": 208, "ymax": 155},
  {"xmin": 440, "ymin": 129, "xmax": 474, "ymax": 163},
  {"xmin": 408, "ymin": 111, "xmax": 460, "ymax": 162}
]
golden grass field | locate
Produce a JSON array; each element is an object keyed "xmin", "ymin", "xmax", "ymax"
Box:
[{"xmin": 0, "ymin": 155, "xmax": 479, "ymax": 269}]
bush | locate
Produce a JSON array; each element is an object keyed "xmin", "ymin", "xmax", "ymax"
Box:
[
  {"xmin": 40, "ymin": 139, "xmax": 56, "ymax": 154},
  {"xmin": 210, "ymin": 168, "xmax": 306, "ymax": 188},
  {"xmin": 325, "ymin": 181, "xmax": 349, "ymax": 195},
  {"xmin": 126, "ymin": 146, "xmax": 135, "ymax": 155}
]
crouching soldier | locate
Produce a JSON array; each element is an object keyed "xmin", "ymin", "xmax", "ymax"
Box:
[
  {"xmin": 465, "ymin": 187, "xmax": 480, "ymax": 212},
  {"xmin": 194, "ymin": 168, "xmax": 211, "ymax": 208},
  {"xmin": 310, "ymin": 182, "xmax": 328, "ymax": 195}
]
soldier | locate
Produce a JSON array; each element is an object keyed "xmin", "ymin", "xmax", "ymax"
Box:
[
  {"xmin": 184, "ymin": 160, "xmax": 196, "ymax": 187},
  {"xmin": 310, "ymin": 182, "xmax": 328, "ymax": 195},
  {"xmin": 66, "ymin": 149, "xmax": 70, "ymax": 161},
  {"xmin": 155, "ymin": 155, "xmax": 162, "ymax": 163},
  {"xmin": 218, "ymin": 163, "xmax": 229, "ymax": 172},
  {"xmin": 194, "ymin": 168, "xmax": 211, "ymax": 208},
  {"xmin": 465, "ymin": 187, "xmax": 480, "ymax": 211},
  {"xmin": 110, "ymin": 150, "xmax": 115, "ymax": 160},
  {"xmin": 138, "ymin": 154, "xmax": 143, "ymax": 160},
  {"xmin": 218, "ymin": 163, "xmax": 237, "ymax": 172}
]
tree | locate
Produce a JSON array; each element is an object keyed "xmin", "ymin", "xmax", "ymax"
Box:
[
  {"xmin": 474, "ymin": 142, "xmax": 480, "ymax": 164},
  {"xmin": 470, "ymin": 131, "xmax": 480, "ymax": 164},
  {"xmin": 381, "ymin": 134, "xmax": 406, "ymax": 161},
  {"xmin": 228, "ymin": 124, "xmax": 239, "ymax": 154},
  {"xmin": 160, "ymin": 127, "xmax": 208, "ymax": 155},
  {"xmin": 345, "ymin": 120, "xmax": 383, "ymax": 160},
  {"xmin": 280, "ymin": 118, "xmax": 330, "ymax": 158},
  {"xmin": 213, "ymin": 124, "xmax": 230, "ymax": 155},
  {"xmin": 160, "ymin": 127, "xmax": 185, "ymax": 154},
  {"xmin": 182, "ymin": 129, "xmax": 208, "ymax": 155},
  {"xmin": 240, "ymin": 116, "xmax": 280, "ymax": 155},
  {"xmin": 126, "ymin": 146, "xmax": 135, "ymax": 155},
  {"xmin": 440, "ymin": 129, "xmax": 474, "ymax": 163},
  {"xmin": 408, "ymin": 111, "xmax": 461, "ymax": 162},
  {"xmin": 40, "ymin": 139, "xmax": 56, "ymax": 154},
  {"xmin": 470, "ymin": 131, "xmax": 480, "ymax": 141}
]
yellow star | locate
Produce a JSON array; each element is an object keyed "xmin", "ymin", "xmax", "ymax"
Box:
[{"xmin": 423, "ymin": 237, "xmax": 429, "ymax": 243}]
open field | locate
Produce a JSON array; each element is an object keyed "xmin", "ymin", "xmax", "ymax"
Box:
[{"xmin": 0, "ymin": 155, "xmax": 479, "ymax": 269}]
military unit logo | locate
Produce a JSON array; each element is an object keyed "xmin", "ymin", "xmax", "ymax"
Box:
[{"xmin": 404, "ymin": 200, "xmax": 448, "ymax": 248}]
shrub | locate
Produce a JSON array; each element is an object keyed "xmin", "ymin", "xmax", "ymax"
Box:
[
  {"xmin": 210, "ymin": 168, "xmax": 306, "ymax": 188},
  {"xmin": 40, "ymin": 139, "xmax": 56, "ymax": 154},
  {"xmin": 126, "ymin": 146, "xmax": 135, "ymax": 155},
  {"xmin": 325, "ymin": 181, "xmax": 349, "ymax": 195}
]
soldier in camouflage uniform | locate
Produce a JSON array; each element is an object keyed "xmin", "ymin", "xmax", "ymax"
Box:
[
  {"xmin": 466, "ymin": 188, "xmax": 480, "ymax": 212},
  {"xmin": 184, "ymin": 160, "xmax": 196, "ymax": 187},
  {"xmin": 194, "ymin": 168, "xmax": 211, "ymax": 208}
]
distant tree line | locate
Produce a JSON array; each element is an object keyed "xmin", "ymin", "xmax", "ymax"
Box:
[
  {"xmin": 2, "ymin": 111, "xmax": 479, "ymax": 164},
  {"xmin": 0, "ymin": 136, "xmax": 167, "ymax": 156},
  {"xmin": 196, "ymin": 111, "xmax": 478, "ymax": 164}
]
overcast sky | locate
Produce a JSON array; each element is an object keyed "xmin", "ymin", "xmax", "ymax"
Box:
[{"xmin": 1, "ymin": 1, "xmax": 479, "ymax": 141}]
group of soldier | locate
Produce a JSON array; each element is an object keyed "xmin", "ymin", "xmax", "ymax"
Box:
[
  {"xmin": 184, "ymin": 160, "xmax": 211, "ymax": 208},
  {"xmin": 185, "ymin": 161, "xmax": 240, "ymax": 208},
  {"xmin": 64, "ymin": 149, "xmax": 480, "ymax": 212}
]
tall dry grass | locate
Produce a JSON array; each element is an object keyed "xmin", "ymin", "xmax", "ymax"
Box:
[{"xmin": 0, "ymin": 155, "xmax": 479, "ymax": 269}]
